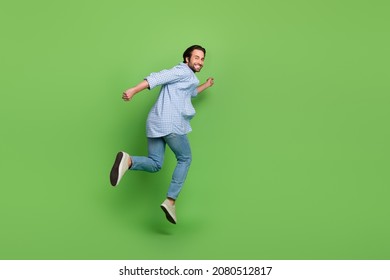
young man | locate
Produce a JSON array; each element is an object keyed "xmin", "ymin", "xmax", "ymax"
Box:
[{"xmin": 110, "ymin": 45, "xmax": 214, "ymax": 224}]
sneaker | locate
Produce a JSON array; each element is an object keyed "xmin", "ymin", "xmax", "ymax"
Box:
[
  {"xmin": 110, "ymin": 151, "xmax": 130, "ymax": 186},
  {"xmin": 160, "ymin": 199, "xmax": 177, "ymax": 224}
]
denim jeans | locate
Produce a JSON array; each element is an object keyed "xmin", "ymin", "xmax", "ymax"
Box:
[{"xmin": 130, "ymin": 133, "xmax": 192, "ymax": 200}]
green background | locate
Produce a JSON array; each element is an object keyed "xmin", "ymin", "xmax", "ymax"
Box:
[{"xmin": 1, "ymin": 0, "xmax": 389, "ymax": 259}]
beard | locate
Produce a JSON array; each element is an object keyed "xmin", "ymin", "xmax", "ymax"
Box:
[
  {"xmin": 188, "ymin": 63, "xmax": 202, "ymax": 72},
  {"xmin": 185, "ymin": 54, "xmax": 204, "ymax": 72}
]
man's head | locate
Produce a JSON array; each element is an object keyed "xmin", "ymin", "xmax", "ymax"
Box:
[{"xmin": 183, "ymin": 45, "xmax": 206, "ymax": 72}]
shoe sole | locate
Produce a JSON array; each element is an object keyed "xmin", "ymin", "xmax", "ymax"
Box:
[
  {"xmin": 110, "ymin": 152, "xmax": 124, "ymax": 186},
  {"xmin": 160, "ymin": 205, "xmax": 176, "ymax": 224}
]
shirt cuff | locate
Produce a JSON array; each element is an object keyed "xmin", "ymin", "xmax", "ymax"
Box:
[
  {"xmin": 145, "ymin": 76, "xmax": 157, "ymax": 90},
  {"xmin": 191, "ymin": 88, "xmax": 198, "ymax": 98}
]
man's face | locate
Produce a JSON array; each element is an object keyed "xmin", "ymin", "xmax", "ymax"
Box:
[{"xmin": 186, "ymin": 49, "xmax": 205, "ymax": 72}]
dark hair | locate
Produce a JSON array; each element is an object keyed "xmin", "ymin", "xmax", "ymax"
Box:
[{"xmin": 183, "ymin": 45, "xmax": 206, "ymax": 63}]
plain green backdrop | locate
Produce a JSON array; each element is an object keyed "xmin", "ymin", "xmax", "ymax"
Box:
[{"xmin": 1, "ymin": 0, "xmax": 389, "ymax": 259}]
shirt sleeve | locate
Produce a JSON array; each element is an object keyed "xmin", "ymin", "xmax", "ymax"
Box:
[{"xmin": 145, "ymin": 65, "xmax": 187, "ymax": 90}]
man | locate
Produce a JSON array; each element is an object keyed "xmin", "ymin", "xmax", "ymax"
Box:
[{"xmin": 110, "ymin": 45, "xmax": 214, "ymax": 224}]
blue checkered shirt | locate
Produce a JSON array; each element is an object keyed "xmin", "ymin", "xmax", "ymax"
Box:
[{"xmin": 145, "ymin": 63, "xmax": 199, "ymax": 138}]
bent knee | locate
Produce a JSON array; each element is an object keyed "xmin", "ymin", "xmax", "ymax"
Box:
[
  {"xmin": 150, "ymin": 162, "xmax": 163, "ymax": 172},
  {"xmin": 178, "ymin": 155, "xmax": 192, "ymax": 165}
]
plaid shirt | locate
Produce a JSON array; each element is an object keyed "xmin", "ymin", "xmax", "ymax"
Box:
[{"xmin": 145, "ymin": 63, "xmax": 199, "ymax": 137}]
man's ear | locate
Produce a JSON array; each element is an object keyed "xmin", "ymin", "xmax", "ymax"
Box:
[{"xmin": 185, "ymin": 57, "xmax": 189, "ymax": 63}]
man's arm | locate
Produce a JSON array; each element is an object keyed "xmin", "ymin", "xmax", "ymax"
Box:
[
  {"xmin": 122, "ymin": 80, "xmax": 149, "ymax": 101},
  {"xmin": 197, "ymin": 77, "xmax": 214, "ymax": 94}
]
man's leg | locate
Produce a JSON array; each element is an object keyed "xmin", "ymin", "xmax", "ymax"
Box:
[
  {"xmin": 160, "ymin": 133, "xmax": 192, "ymax": 224},
  {"xmin": 165, "ymin": 133, "xmax": 192, "ymax": 200},
  {"xmin": 130, "ymin": 137, "xmax": 166, "ymax": 172},
  {"xmin": 110, "ymin": 137, "xmax": 165, "ymax": 186}
]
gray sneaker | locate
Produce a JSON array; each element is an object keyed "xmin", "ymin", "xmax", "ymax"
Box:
[
  {"xmin": 110, "ymin": 151, "xmax": 130, "ymax": 186},
  {"xmin": 160, "ymin": 199, "xmax": 177, "ymax": 224}
]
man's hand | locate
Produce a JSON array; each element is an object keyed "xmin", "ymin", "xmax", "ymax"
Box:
[
  {"xmin": 122, "ymin": 88, "xmax": 135, "ymax": 101},
  {"xmin": 122, "ymin": 80, "xmax": 149, "ymax": 102},
  {"xmin": 206, "ymin": 77, "xmax": 214, "ymax": 88},
  {"xmin": 196, "ymin": 77, "xmax": 215, "ymax": 94}
]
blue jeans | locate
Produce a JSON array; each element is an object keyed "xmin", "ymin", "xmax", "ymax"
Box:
[{"xmin": 129, "ymin": 133, "xmax": 192, "ymax": 200}]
